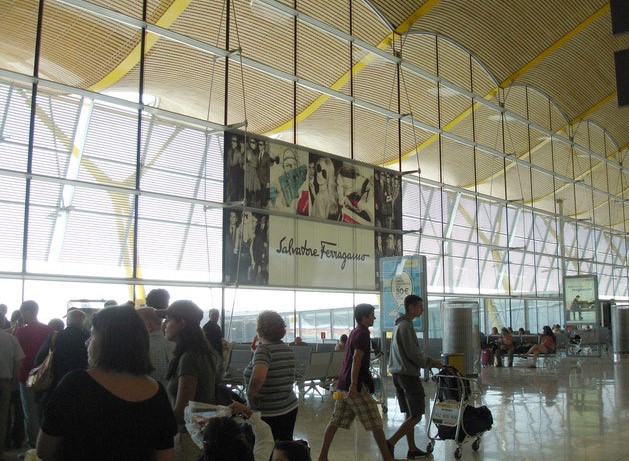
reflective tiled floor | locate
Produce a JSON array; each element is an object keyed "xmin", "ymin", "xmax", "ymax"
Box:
[
  {"xmin": 4, "ymin": 355, "xmax": 628, "ymax": 460},
  {"xmin": 296, "ymin": 354, "xmax": 629, "ymax": 461}
]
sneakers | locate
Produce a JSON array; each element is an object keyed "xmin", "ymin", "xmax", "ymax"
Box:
[
  {"xmin": 387, "ymin": 442, "xmax": 429, "ymax": 459},
  {"xmin": 407, "ymin": 448, "xmax": 429, "ymax": 458}
]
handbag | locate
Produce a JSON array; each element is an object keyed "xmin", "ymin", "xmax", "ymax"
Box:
[{"xmin": 26, "ymin": 332, "xmax": 58, "ymax": 391}]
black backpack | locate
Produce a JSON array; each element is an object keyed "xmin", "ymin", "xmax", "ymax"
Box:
[
  {"xmin": 433, "ymin": 365, "xmax": 471, "ymax": 402},
  {"xmin": 437, "ymin": 405, "xmax": 493, "ymax": 442}
]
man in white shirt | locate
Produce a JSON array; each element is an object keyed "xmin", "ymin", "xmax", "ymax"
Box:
[{"xmin": 137, "ymin": 307, "xmax": 175, "ymax": 386}]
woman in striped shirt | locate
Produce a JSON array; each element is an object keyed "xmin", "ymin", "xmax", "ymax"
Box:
[{"xmin": 244, "ymin": 311, "xmax": 298, "ymax": 441}]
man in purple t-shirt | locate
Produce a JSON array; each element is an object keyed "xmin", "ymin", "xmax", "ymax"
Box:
[
  {"xmin": 317, "ymin": 304, "xmax": 393, "ymax": 461},
  {"xmin": 14, "ymin": 300, "xmax": 53, "ymax": 450}
]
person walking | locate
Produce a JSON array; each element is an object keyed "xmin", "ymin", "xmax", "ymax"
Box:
[
  {"xmin": 387, "ymin": 295, "xmax": 440, "ymax": 459},
  {"xmin": 317, "ymin": 304, "xmax": 393, "ymax": 461}
]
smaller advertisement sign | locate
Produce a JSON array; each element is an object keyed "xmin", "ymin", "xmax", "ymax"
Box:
[
  {"xmin": 564, "ymin": 275, "xmax": 599, "ymax": 325},
  {"xmin": 380, "ymin": 255, "xmax": 427, "ymax": 331}
]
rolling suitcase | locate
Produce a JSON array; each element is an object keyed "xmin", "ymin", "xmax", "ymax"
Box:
[{"xmin": 481, "ymin": 348, "xmax": 492, "ymax": 367}]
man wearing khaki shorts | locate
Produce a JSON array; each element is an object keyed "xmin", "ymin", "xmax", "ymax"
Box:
[
  {"xmin": 387, "ymin": 295, "xmax": 441, "ymax": 459},
  {"xmin": 317, "ymin": 304, "xmax": 393, "ymax": 461}
]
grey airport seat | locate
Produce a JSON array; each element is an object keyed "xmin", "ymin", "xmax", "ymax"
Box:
[
  {"xmin": 315, "ymin": 342, "xmax": 337, "ymax": 352},
  {"xmin": 291, "ymin": 345, "xmax": 313, "ymax": 380},
  {"xmin": 299, "ymin": 351, "xmax": 332, "ymax": 396},
  {"xmin": 224, "ymin": 349, "xmax": 253, "ymax": 390},
  {"xmin": 327, "ymin": 350, "xmax": 344, "ymax": 381}
]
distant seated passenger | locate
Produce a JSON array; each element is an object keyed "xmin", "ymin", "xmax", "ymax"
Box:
[
  {"xmin": 526, "ymin": 326, "xmax": 556, "ymax": 368},
  {"xmin": 335, "ymin": 334, "xmax": 348, "ymax": 352},
  {"xmin": 36, "ymin": 305, "xmax": 176, "ymax": 460},
  {"xmin": 289, "ymin": 336, "xmax": 308, "ymax": 346},
  {"xmin": 494, "ymin": 327, "xmax": 515, "ymax": 368},
  {"xmin": 490, "ymin": 327, "xmax": 499, "ymax": 336}
]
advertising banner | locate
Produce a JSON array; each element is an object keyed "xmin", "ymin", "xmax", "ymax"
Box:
[
  {"xmin": 380, "ymin": 255, "xmax": 427, "ymax": 331},
  {"xmin": 564, "ymin": 275, "xmax": 599, "ymax": 325},
  {"xmin": 223, "ymin": 131, "xmax": 403, "ymax": 290}
]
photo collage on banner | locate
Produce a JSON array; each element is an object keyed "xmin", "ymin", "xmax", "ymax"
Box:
[{"xmin": 223, "ymin": 131, "xmax": 403, "ymax": 289}]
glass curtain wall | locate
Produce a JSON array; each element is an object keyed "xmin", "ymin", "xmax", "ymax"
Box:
[{"xmin": 0, "ymin": 0, "xmax": 627, "ymax": 338}]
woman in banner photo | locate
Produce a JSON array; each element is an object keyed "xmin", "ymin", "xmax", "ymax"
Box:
[
  {"xmin": 245, "ymin": 137, "xmax": 262, "ymax": 208},
  {"xmin": 226, "ymin": 134, "xmax": 244, "ymax": 203},
  {"xmin": 374, "ymin": 171, "xmax": 388, "ymax": 229},
  {"xmin": 251, "ymin": 213, "xmax": 269, "ymax": 285},
  {"xmin": 256, "ymin": 139, "xmax": 272, "ymax": 208},
  {"xmin": 389, "ymin": 175, "xmax": 402, "ymax": 229},
  {"xmin": 311, "ymin": 155, "xmax": 341, "ymax": 221},
  {"xmin": 224, "ymin": 210, "xmax": 241, "ymax": 283},
  {"xmin": 237, "ymin": 211, "xmax": 255, "ymax": 283}
]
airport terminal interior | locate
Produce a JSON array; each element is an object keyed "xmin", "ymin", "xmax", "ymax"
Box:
[
  {"xmin": 1, "ymin": 0, "xmax": 629, "ymax": 460},
  {"xmin": 5, "ymin": 356, "xmax": 629, "ymax": 461}
]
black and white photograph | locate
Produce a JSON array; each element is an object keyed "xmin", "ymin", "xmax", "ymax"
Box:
[
  {"xmin": 309, "ymin": 153, "xmax": 343, "ymax": 222},
  {"xmin": 224, "ymin": 133, "xmax": 244, "ymax": 203},
  {"xmin": 337, "ymin": 162, "xmax": 374, "ymax": 225},
  {"xmin": 223, "ymin": 209, "xmax": 269, "ymax": 286},
  {"xmin": 250, "ymin": 212, "xmax": 269, "ymax": 285},
  {"xmin": 374, "ymin": 231, "xmax": 403, "ymax": 288},
  {"xmin": 374, "ymin": 170, "xmax": 402, "ymax": 230}
]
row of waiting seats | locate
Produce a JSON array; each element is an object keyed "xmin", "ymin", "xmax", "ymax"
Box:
[{"xmin": 222, "ymin": 345, "xmax": 345, "ymax": 397}]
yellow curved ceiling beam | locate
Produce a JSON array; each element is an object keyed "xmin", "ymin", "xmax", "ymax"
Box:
[
  {"xmin": 499, "ymin": 3, "xmax": 610, "ymax": 90},
  {"xmin": 264, "ymin": 0, "xmax": 442, "ymax": 136},
  {"xmin": 467, "ymin": 91, "xmax": 614, "ymax": 197},
  {"xmin": 385, "ymin": 3, "xmax": 611, "ymax": 168},
  {"xmin": 517, "ymin": 92, "xmax": 619, "ymax": 206},
  {"xmin": 88, "ymin": 0, "xmax": 193, "ymax": 93},
  {"xmin": 570, "ymin": 91, "xmax": 617, "ymax": 126}
]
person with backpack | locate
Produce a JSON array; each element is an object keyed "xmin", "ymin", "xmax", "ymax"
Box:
[{"xmin": 387, "ymin": 295, "xmax": 441, "ymax": 459}]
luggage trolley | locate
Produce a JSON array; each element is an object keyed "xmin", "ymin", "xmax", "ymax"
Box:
[{"xmin": 426, "ymin": 366, "xmax": 492, "ymax": 459}]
